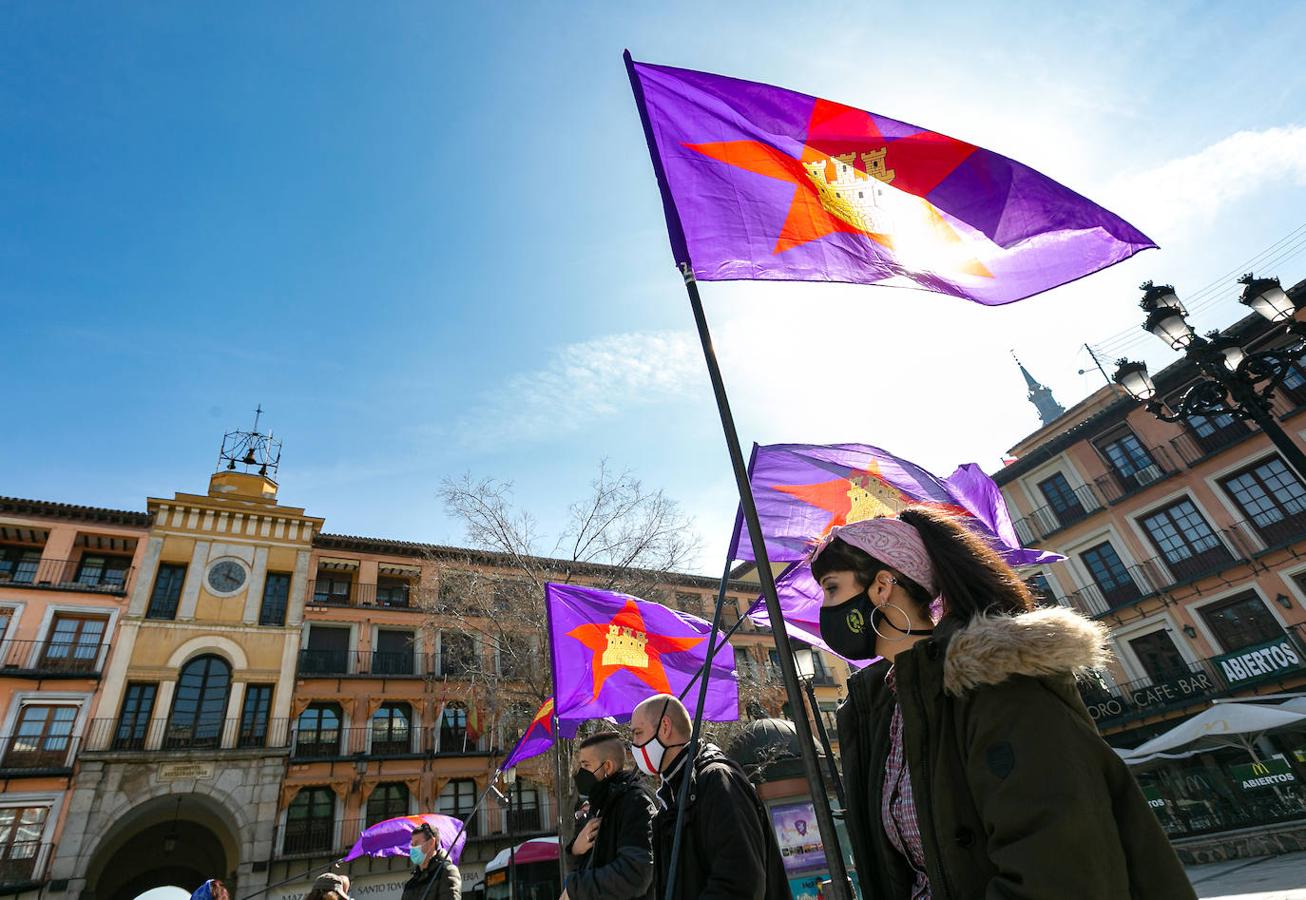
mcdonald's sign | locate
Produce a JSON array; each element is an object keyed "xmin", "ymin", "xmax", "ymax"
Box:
[{"xmin": 1228, "ymin": 755, "xmax": 1297, "ymax": 791}]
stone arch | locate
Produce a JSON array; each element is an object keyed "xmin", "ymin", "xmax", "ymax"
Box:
[
  {"xmin": 82, "ymin": 790, "xmax": 244, "ymax": 900},
  {"xmin": 166, "ymin": 635, "xmax": 250, "ymax": 670}
]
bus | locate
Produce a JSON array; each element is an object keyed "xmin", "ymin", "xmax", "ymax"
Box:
[{"xmin": 483, "ymin": 836, "xmax": 560, "ymax": 900}]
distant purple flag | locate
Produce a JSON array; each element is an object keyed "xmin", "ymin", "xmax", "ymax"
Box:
[
  {"xmin": 501, "ymin": 697, "xmax": 558, "ymax": 771},
  {"xmin": 545, "ymin": 583, "xmax": 739, "ymax": 727},
  {"xmin": 626, "ymin": 54, "xmax": 1154, "ymax": 305},
  {"xmin": 342, "ymin": 813, "xmax": 466, "ymax": 863},
  {"xmin": 728, "ymin": 443, "xmax": 1062, "ymax": 567}
]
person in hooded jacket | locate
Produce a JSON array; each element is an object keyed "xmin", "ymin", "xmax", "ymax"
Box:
[
  {"xmin": 401, "ymin": 822, "xmax": 460, "ymax": 900},
  {"xmin": 813, "ymin": 506, "xmax": 1195, "ymax": 900},
  {"xmin": 560, "ymin": 732, "xmax": 656, "ymax": 900},
  {"xmin": 632, "ymin": 694, "xmax": 791, "ymax": 900}
]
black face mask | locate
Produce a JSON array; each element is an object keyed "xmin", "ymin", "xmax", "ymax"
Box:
[
  {"xmin": 819, "ymin": 588, "xmax": 934, "ymax": 659},
  {"xmin": 819, "ymin": 590, "xmax": 876, "ymax": 659},
  {"xmin": 573, "ymin": 764, "xmax": 607, "ymax": 799}
]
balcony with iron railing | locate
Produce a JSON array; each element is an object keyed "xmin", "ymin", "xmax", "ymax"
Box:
[
  {"xmin": 0, "ymin": 639, "xmax": 105, "ymax": 678},
  {"xmin": 1093, "ymin": 444, "xmax": 1179, "ymax": 505},
  {"xmin": 1013, "ymin": 484, "xmax": 1105, "ymax": 545},
  {"xmin": 0, "ymin": 557, "xmax": 133, "ymax": 596},
  {"xmin": 1083, "ymin": 625, "xmax": 1306, "ymax": 730},
  {"xmin": 81, "ymin": 717, "xmax": 291, "ymax": 753},
  {"xmin": 0, "ymin": 735, "xmax": 79, "ymax": 775},
  {"xmin": 0, "ymin": 842, "xmax": 49, "ymax": 889},
  {"xmin": 1061, "ymin": 521, "xmax": 1279, "ymax": 619},
  {"xmin": 296, "ymin": 649, "xmax": 428, "ymax": 678},
  {"xmin": 273, "ymin": 798, "xmax": 552, "ymax": 858},
  {"xmin": 306, "ymin": 581, "xmax": 418, "ymax": 611},
  {"xmin": 287, "ymin": 725, "xmax": 491, "ymax": 761}
]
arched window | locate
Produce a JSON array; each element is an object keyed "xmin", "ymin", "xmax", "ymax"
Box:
[
  {"xmin": 366, "ymin": 783, "xmax": 410, "ymax": 826},
  {"xmin": 439, "ymin": 702, "xmax": 467, "ymax": 752},
  {"xmin": 370, "ymin": 703, "xmax": 411, "ymax": 756},
  {"xmin": 438, "ymin": 779, "xmax": 478, "ymax": 836},
  {"xmin": 167, "ymin": 655, "xmax": 231, "ymax": 749},
  {"xmin": 294, "ymin": 703, "xmax": 342, "ymax": 758},
  {"xmin": 284, "ymin": 787, "xmax": 335, "ymax": 855}
]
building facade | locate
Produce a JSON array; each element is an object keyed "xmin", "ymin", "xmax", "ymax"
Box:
[
  {"xmin": 995, "ymin": 298, "xmax": 1306, "ymax": 854},
  {"xmin": 1, "ymin": 462, "xmax": 848, "ymax": 899}
]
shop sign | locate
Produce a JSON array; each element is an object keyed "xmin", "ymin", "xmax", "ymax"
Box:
[
  {"xmin": 1228, "ymin": 756, "xmax": 1298, "ymax": 791},
  {"xmin": 272, "ymin": 872, "xmax": 408, "ymax": 900},
  {"xmin": 158, "ymin": 761, "xmax": 215, "ymax": 781},
  {"xmin": 1141, "ymin": 784, "xmax": 1168, "ymax": 810},
  {"xmin": 1082, "ymin": 670, "xmax": 1216, "ymax": 722},
  {"xmin": 1214, "ymin": 637, "xmax": 1303, "ymax": 686},
  {"xmin": 769, "ymin": 801, "xmax": 824, "ymax": 873}
]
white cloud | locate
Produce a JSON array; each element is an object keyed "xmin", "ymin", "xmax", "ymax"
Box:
[
  {"xmin": 455, "ymin": 330, "xmax": 702, "ymax": 447},
  {"xmin": 1109, "ymin": 126, "xmax": 1306, "ymax": 237}
]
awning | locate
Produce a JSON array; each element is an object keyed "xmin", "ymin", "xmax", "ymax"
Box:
[
  {"xmin": 1119, "ymin": 701, "xmax": 1306, "ymax": 765},
  {"xmin": 485, "ymin": 835, "xmax": 559, "ymax": 872}
]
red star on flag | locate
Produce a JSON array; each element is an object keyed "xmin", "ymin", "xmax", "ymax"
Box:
[{"xmin": 566, "ymin": 599, "xmax": 704, "ymax": 700}]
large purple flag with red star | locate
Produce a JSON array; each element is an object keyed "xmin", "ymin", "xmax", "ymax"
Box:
[
  {"xmin": 545, "ymin": 583, "xmax": 739, "ymax": 728},
  {"xmin": 729, "ymin": 443, "xmax": 1063, "ymax": 567},
  {"xmin": 625, "ymin": 54, "xmax": 1154, "ymax": 305}
]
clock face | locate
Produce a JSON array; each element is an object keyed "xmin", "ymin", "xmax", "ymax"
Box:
[{"xmin": 207, "ymin": 559, "xmax": 247, "ymax": 594}]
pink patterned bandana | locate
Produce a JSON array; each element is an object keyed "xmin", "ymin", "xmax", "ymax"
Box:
[{"xmin": 811, "ymin": 517, "xmax": 938, "ymax": 597}]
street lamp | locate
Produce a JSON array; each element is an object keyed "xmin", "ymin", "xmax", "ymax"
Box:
[
  {"xmin": 1113, "ymin": 274, "xmax": 1306, "ymax": 485},
  {"xmin": 793, "ymin": 646, "xmax": 846, "ymax": 811}
]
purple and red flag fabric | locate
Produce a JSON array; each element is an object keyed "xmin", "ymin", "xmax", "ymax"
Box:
[
  {"xmin": 625, "ymin": 53, "xmax": 1154, "ymax": 305},
  {"xmin": 342, "ymin": 813, "xmax": 467, "ymax": 864},
  {"xmin": 545, "ymin": 582, "xmax": 739, "ymax": 729},
  {"xmin": 729, "ymin": 442, "xmax": 1062, "ymax": 567},
  {"xmin": 501, "ymin": 697, "xmax": 559, "ymax": 770},
  {"xmin": 735, "ymin": 443, "xmax": 1063, "ymax": 665}
]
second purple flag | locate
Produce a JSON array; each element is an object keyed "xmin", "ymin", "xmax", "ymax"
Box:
[
  {"xmin": 729, "ymin": 442, "xmax": 1062, "ymax": 567},
  {"xmin": 545, "ymin": 582, "xmax": 739, "ymax": 729}
]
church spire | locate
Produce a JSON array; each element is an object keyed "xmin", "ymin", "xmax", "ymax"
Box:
[{"xmin": 1012, "ymin": 351, "xmax": 1065, "ymax": 426}]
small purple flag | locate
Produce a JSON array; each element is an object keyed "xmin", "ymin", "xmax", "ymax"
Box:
[
  {"xmin": 728, "ymin": 442, "xmax": 1062, "ymax": 567},
  {"xmin": 501, "ymin": 697, "xmax": 558, "ymax": 771},
  {"xmin": 545, "ymin": 583, "xmax": 739, "ymax": 727},
  {"xmin": 626, "ymin": 54, "xmax": 1154, "ymax": 305},
  {"xmin": 342, "ymin": 813, "xmax": 466, "ymax": 864}
]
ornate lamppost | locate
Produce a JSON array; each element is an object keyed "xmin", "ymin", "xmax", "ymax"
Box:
[{"xmin": 1112, "ymin": 274, "xmax": 1306, "ymax": 483}]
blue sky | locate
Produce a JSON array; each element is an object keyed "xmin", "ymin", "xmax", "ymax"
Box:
[{"xmin": 4, "ymin": 1, "xmax": 1305, "ymax": 572}]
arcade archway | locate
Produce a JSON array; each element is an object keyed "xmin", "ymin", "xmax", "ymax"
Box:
[{"xmin": 84, "ymin": 794, "xmax": 240, "ymax": 900}]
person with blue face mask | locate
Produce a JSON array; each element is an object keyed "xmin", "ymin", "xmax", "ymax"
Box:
[{"xmin": 401, "ymin": 822, "xmax": 461, "ymax": 900}]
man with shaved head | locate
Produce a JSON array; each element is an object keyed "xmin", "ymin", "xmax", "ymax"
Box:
[
  {"xmin": 560, "ymin": 731, "xmax": 656, "ymax": 900},
  {"xmin": 630, "ymin": 695, "xmax": 788, "ymax": 899}
]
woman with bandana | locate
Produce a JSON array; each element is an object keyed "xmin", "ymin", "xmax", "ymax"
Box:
[{"xmin": 814, "ymin": 507, "xmax": 1193, "ymax": 900}]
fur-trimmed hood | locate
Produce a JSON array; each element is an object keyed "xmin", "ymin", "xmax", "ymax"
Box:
[{"xmin": 942, "ymin": 606, "xmax": 1110, "ymax": 697}]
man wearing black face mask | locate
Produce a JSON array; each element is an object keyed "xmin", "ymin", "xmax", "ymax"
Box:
[{"xmin": 560, "ymin": 732, "xmax": 656, "ymax": 900}]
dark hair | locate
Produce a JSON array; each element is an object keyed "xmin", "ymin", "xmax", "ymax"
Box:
[
  {"xmin": 578, "ymin": 731, "xmax": 623, "ymax": 750},
  {"xmin": 811, "ymin": 506, "xmax": 1033, "ymax": 621},
  {"xmin": 412, "ymin": 822, "xmax": 437, "ymax": 839}
]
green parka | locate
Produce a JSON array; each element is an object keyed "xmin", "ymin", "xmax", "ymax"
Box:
[{"xmin": 836, "ymin": 606, "xmax": 1195, "ymax": 900}]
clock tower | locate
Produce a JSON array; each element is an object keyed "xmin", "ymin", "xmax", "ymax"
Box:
[{"xmin": 55, "ymin": 417, "xmax": 325, "ymax": 899}]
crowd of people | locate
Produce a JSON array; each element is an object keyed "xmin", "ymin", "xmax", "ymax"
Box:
[{"xmin": 197, "ymin": 507, "xmax": 1200, "ymax": 900}]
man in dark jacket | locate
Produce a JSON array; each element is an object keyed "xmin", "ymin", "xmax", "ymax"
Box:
[
  {"xmin": 401, "ymin": 822, "xmax": 461, "ymax": 900},
  {"xmin": 633, "ymin": 694, "xmax": 790, "ymax": 900},
  {"xmin": 562, "ymin": 732, "xmax": 656, "ymax": 900}
]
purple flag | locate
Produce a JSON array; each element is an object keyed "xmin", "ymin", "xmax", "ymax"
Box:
[
  {"xmin": 545, "ymin": 582, "xmax": 739, "ymax": 727},
  {"xmin": 626, "ymin": 54, "xmax": 1154, "ymax": 305},
  {"xmin": 501, "ymin": 697, "xmax": 559, "ymax": 771},
  {"xmin": 728, "ymin": 443, "xmax": 1062, "ymax": 567},
  {"xmin": 342, "ymin": 813, "xmax": 466, "ymax": 864}
]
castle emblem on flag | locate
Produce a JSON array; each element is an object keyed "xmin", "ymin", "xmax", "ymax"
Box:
[{"xmin": 603, "ymin": 624, "xmax": 650, "ymax": 668}]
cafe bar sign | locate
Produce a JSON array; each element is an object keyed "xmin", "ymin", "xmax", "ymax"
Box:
[{"xmin": 1214, "ymin": 637, "xmax": 1304, "ymax": 686}]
